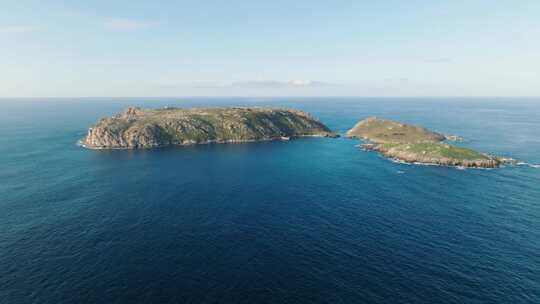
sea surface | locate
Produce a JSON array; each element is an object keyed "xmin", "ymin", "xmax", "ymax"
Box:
[{"xmin": 1, "ymin": 97, "xmax": 540, "ymax": 304}]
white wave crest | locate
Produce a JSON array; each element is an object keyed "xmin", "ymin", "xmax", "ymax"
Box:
[{"xmin": 516, "ymin": 162, "xmax": 540, "ymax": 169}]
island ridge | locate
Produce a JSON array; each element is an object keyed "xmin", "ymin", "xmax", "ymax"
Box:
[{"xmin": 82, "ymin": 107, "xmax": 337, "ymax": 149}]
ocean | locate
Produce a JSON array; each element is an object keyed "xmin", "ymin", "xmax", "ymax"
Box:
[{"xmin": 1, "ymin": 97, "xmax": 539, "ymax": 303}]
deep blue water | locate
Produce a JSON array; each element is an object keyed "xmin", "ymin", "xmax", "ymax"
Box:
[{"xmin": 1, "ymin": 97, "xmax": 540, "ymax": 304}]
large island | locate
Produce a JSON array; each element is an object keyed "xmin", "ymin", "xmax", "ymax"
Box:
[
  {"xmin": 82, "ymin": 107, "xmax": 337, "ymax": 149},
  {"xmin": 347, "ymin": 117, "xmax": 504, "ymax": 168}
]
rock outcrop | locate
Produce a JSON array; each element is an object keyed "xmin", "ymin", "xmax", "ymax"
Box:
[{"xmin": 82, "ymin": 107, "xmax": 337, "ymax": 149}]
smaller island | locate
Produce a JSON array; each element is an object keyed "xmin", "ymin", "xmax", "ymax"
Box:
[{"xmin": 346, "ymin": 117, "xmax": 505, "ymax": 168}]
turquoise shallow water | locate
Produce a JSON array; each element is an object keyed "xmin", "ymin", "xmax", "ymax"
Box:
[{"xmin": 1, "ymin": 97, "xmax": 540, "ymax": 303}]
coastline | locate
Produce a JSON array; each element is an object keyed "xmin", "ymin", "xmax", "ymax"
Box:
[{"xmin": 80, "ymin": 133, "xmax": 338, "ymax": 150}]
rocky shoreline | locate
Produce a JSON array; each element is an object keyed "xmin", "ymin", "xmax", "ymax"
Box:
[
  {"xmin": 358, "ymin": 143, "xmax": 506, "ymax": 168},
  {"xmin": 81, "ymin": 133, "xmax": 335, "ymax": 150}
]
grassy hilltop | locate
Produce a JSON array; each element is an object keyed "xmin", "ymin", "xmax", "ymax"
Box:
[{"xmin": 346, "ymin": 117, "xmax": 445, "ymax": 143}]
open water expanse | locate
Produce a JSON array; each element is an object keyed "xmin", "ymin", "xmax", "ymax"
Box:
[{"xmin": 1, "ymin": 97, "xmax": 540, "ymax": 303}]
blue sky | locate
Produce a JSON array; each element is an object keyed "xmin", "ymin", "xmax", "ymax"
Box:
[{"xmin": 1, "ymin": 0, "xmax": 539, "ymax": 97}]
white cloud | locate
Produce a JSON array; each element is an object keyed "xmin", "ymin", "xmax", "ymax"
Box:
[
  {"xmin": 158, "ymin": 82, "xmax": 229, "ymax": 89},
  {"xmin": 104, "ymin": 18, "xmax": 156, "ymax": 30},
  {"xmin": 159, "ymin": 80, "xmax": 335, "ymax": 90},
  {"xmin": 231, "ymin": 80, "xmax": 334, "ymax": 88}
]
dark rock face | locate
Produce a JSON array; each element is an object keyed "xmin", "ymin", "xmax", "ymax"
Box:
[{"xmin": 82, "ymin": 107, "xmax": 337, "ymax": 149}]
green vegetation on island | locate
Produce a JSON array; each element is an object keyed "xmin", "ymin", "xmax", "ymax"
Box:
[
  {"xmin": 82, "ymin": 107, "xmax": 337, "ymax": 149},
  {"xmin": 379, "ymin": 142, "xmax": 490, "ymax": 160},
  {"xmin": 346, "ymin": 117, "xmax": 446, "ymax": 143},
  {"xmin": 347, "ymin": 117, "xmax": 504, "ymax": 168}
]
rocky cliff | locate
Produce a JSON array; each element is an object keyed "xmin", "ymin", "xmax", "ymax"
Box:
[{"xmin": 82, "ymin": 107, "xmax": 337, "ymax": 149}]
